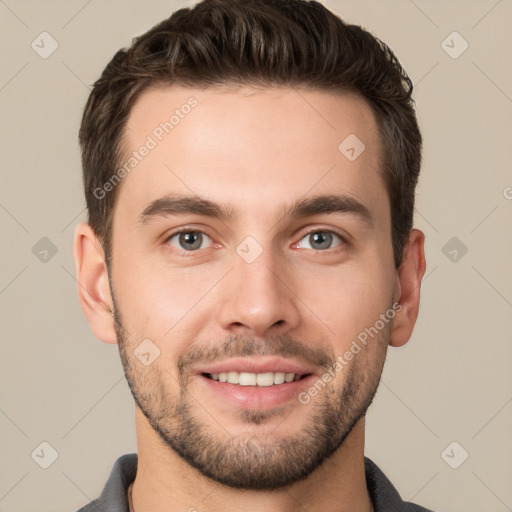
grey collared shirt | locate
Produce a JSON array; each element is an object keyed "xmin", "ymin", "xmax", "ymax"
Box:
[{"xmin": 76, "ymin": 453, "xmax": 435, "ymax": 511}]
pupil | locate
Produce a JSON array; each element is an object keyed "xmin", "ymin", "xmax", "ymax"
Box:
[
  {"xmin": 311, "ymin": 231, "xmax": 331, "ymax": 250},
  {"xmin": 180, "ymin": 231, "xmax": 202, "ymax": 250}
]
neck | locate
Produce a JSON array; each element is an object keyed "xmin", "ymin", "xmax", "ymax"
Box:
[{"xmin": 130, "ymin": 407, "xmax": 373, "ymax": 512}]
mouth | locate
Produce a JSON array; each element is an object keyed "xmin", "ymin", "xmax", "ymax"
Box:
[
  {"xmin": 195, "ymin": 357, "xmax": 317, "ymax": 410},
  {"xmin": 202, "ymin": 371, "xmax": 311, "ymax": 386}
]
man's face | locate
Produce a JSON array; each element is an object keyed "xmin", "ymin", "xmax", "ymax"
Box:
[{"xmin": 110, "ymin": 85, "xmax": 397, "ymax": 489}]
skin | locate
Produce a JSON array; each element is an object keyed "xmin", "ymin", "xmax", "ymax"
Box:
[{"xmin": 74, "ymin": 85, "xmax": 426, "ymax": 512}]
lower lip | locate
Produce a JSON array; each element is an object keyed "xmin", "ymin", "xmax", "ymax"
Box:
[{"xmin": 197, "ymin": 374, "xmax": 315, "ymax": 410}]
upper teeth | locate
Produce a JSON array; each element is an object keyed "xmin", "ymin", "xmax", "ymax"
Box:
[{"xmin": 210, "ymin": 372, "xmax": 298, "ymax": 386}]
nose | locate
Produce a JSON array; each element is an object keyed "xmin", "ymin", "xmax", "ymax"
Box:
[{"xmin": 217, "ymin": 245, "xmax": 301, "ymax": 337}]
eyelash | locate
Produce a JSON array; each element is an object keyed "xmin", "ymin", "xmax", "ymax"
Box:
[{"xmin": 164, "ymin": 227, "xmax": 348, "ymax": 256}]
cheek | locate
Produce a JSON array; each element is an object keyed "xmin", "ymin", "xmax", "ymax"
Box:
[
  {"xmin": 296, "ymin": 260, "xmax": 394, "ymax": 346},
  {"xmin": 112, "ymin": 253, "xmax": 219, "ymax": 344}
]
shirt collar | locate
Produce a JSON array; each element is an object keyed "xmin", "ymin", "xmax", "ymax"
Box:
[{"xmin": 79, "ymin": 453, "xmax": 431, "ymax": 512}]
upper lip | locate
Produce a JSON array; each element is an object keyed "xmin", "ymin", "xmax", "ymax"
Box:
[{"xmin": 195, "ymin": 356, "xmax": 316, "ymax": 376}]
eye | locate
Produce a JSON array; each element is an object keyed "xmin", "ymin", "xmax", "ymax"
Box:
[
  {"xmin": 294, "ymin": 230, "xmax": 345, "ymax": 251},
  {"xmin": 166, "ymin": 230, "xmax": 213, "ymax": 251}
]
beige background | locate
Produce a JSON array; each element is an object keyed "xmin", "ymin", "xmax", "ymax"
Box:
[{"xmin": 1, "ymin": 0, "xmax": 511, "ymax": 511}]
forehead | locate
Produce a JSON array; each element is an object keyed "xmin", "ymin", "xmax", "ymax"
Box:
[{"xmin": 116, "ymin": 84, "xmax": 387, "ymax": 227}]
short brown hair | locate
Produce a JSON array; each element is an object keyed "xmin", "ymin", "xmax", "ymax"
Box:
[{"xmin": 79, "ymin": 0, "xmax": 422, "ymax": 268}]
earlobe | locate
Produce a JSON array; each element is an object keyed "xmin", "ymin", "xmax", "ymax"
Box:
[
  {"xmin": 389, "ymin": 229, "xmax": 426, "ymax": 348},
  {"xmin": 73, "ymin": 222, "xmax": 118, "ymax": 344}
]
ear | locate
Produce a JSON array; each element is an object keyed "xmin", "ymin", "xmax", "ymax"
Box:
[
  {"xmin": 389, "ymin": 228, "xmax": 426, "ymax": 348},
  {"xmin": 73, "ymin": 222, "xmax": 117, "ymax": 344}
]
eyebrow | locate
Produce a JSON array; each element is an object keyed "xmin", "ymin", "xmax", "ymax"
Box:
[{"xmin": 138, "ymin": 193, "xmax": 373, "ymax": 227}]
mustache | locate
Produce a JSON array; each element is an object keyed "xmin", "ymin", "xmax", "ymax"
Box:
[{"xmin": 178, "ymin": 334, "xmax": 336, "ymax": 373}]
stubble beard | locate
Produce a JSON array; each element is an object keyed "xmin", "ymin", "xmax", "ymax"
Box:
[{"xmin": 113, "ymin": 302, "xmax": 388, "ymax": 490}]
